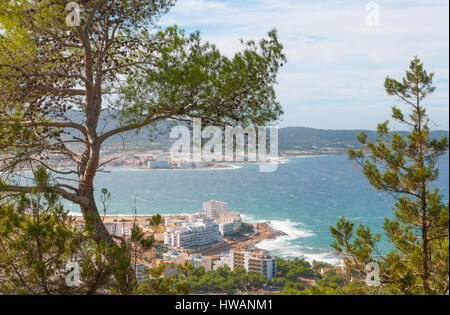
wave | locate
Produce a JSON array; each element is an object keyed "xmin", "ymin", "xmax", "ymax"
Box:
[
  {"xmin": 240, "ymin": 213, "xmax": 259, "ymax": 223},
  {"xmin": 256, "ymin": 219, "xmax": 340, "ymax": 265},
  {"xmin": 69, "ymin": 211, "xmax": 340, "ymax": 264},
  {"xmin": 268, "ymin": 219, "xmax": 314, "ymax": 238}
]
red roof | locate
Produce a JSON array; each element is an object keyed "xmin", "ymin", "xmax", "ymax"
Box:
[{"xmin": 298, "ymin": 278, "xmax": 315, "ymax": 286}]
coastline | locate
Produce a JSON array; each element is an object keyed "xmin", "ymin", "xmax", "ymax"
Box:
[
  {"xmin": 111, "ymin": 163, "xmax": 237, "ymax": 171},
  {"xmin": 23, "ymin": 155, "xmax": 336, "ymax": 172},
  {"xmin": 198, "ymin": 222, "xmax": 288, "ymax": 256},
  {"xmin": 101, "ymin": 160, "xmax": 283, "ymax": 171},
  {"xmin": 70, "ymin": 215, "xmax": 287, "ymax": 256},
  {"xmin": 69, "ymin": 213, "xmax": 341, "ymax": 264}
]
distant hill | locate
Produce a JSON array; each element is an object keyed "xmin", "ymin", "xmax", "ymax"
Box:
[
  {"xmin": 61, "ymin": 110, "xmax": 449, "ymax": 152},
  {"xmin": 278, "ymin": 127, "xmax": 449, "ymax": 150}
]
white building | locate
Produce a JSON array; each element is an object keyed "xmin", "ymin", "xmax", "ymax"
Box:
[
  {"xmin": 219, "ymin": 221, "xmax": 235, "ymax": 236},
  {"xmin": 201, "ymin": 200, "xmax": 242, "ymax": 232},
  {"xmin": 213, "ymin": 254, "xmax": 233, "ymax": 270},
  {"xmin": 164, "ymin": 219, "xmax": 219, "ymax": 249},
  {"xmin": 178, "ymin": 161, "xmax": 196, "ymax": 169},
  {"xmin": 149, "ymin": 161, "xmax": 170, "ymax": 169},
  {"xmin": 104, "ymin": 223, "xmax": 124, "ymax": 237},
  {"xmin": 163, "ymin": 251, "xmax": 188, "ymax": 264},
  {"xmin": 104, "ymin": 223, "xmax": 132, "ymax": 238},
  {"xmin": 163, "ymin": 251, "xmax": 213, "ymax": 272},
  {"xmin": 202, "ymin": 200, "xmax": 228, "ymax": 220},
  {"xmin": 229, "ymin": 247, "xmax": 277, "ymax": 280}
]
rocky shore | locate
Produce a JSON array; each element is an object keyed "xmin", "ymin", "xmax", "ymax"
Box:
[{"xmin": 198, "ymin": 222, "xmax": 287, "ymax": 256}]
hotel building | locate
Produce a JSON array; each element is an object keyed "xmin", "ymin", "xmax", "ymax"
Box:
[
  {"xmin": 218, "ymin": 221, "xmax": 235, "ymax": 236},
  {"xmin": 201, "ymin": 200, "xmax": 228, "ymax": 220},
  {"xmin": 201, "ymin": 200, "xmax": 242, "ymax": 233},
  {"xmin": 104, "ymin": 223, "xmax": 130, "ymax": 238},
  {"xmin": 164, "ymin": 219, "xmax": 219, "ymax": 249},
  {"xmin": 163, "ymin": 251, "xmax": 213, "ymax": 272},
  {"xmin": 229, "ymin": 247, "xmax": 277, "ymax": 280}
]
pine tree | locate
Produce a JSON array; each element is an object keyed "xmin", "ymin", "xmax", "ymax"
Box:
[
  {"xmin": 332, "ymin": 57, "xmax": 449, "ymax": 295},
  {"xmin": 0, "ymin": 168, "xmax": 113, "ymax": 294},
  {"xmin": 0, "ymin": 0, "xmax": 285, "ymax": 247}
]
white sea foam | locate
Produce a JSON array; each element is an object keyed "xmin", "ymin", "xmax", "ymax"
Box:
[
  {"xmin": 250, "ymin": 158, "xmax": 290, "ymax": 165},
  {"xmin": 69, "ymin": 210, "xmax": 340, "ymax": 264},
  {"xmin": 303, "ymin": 252, "xmax": 341, "ymax": 265},
  {"xmin": 256, "ymin": 219, "xmax": 340, "ymax": 265},
  {"xmin": 267, "ymin": 219, "xmax": 314, "ymax": 238},
  {"xmin": 240, "ymin": 213, "xmax": 259, "ymax": 223}
]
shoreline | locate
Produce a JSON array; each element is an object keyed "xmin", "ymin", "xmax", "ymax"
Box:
[
  {"xmin": 70, "ymin": 215, "xmax": 288, "ymax": 256},
  {"xmin": 19, "ymin": 155, "xmax": 335, "ymax": 172},
  {"xmin": 69, "ymin": 216, "xmax": 343, "ymax": 265},
  {"xmin": 198, "ymin": 222, "xmax": 288, "ymax": 256},
  {"xmin": 110, "ymin": 163, "xmax": 238, "ymax": 171},
  {"xmin": 100, "ymin": 160, "xmax": 282, "ymax": 171}
]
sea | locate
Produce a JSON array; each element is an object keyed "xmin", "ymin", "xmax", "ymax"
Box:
[{"xmin": 64, "ymin": 154, "xmax": 449, "ymax": 265}]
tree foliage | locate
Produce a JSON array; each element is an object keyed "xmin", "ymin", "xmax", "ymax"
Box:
[
  {"xmin": 333, "ymin": 57, "xmax": 449, "ymax": 295},
  {"xmin": 0, "ymin": 168, "xmax": 115, "ymax": 294},
  {"xmin": 0, "ymin": 0, "xmax": 285, "ymax": 246},
  {"xmin": 0, "ymin": 169, "xmax": 170, "ymax": 295}
]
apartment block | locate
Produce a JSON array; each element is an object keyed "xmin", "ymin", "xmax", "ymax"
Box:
[
  {"xmin": 163, "ymin": 251, "xmax": 213, "ymax": 272},
  {"xmin": 219, "ymin": 221, "xmax": 235, "ymax": 236},
  {"xmin": 201, "ymin": 200, "xmax": 228, "ymax": 220},
  {"xmin": 201, "ymin": 200, "xmax": 242, "ymax": 232},
  {"xmin": 164, "ymin": 219, "xmax": 219, "ymax": 249},
  {"xmin": 229, "ymin": 247, "xmax": 277, "ymax": 280}
]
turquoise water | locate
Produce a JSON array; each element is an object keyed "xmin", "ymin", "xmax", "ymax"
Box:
[{"xmin": 65, "ymin": 154, "xmax": 449, "ymax": 264}]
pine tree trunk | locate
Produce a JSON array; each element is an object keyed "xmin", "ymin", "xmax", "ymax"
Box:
[
  {"xmin": 78, "ymin": 134, "xmax": 114, "ymax": 246},
  {"xmin": 421, "ymin": 195, "xmax": 430, "ymax": 294},
  {"xmin": 80, "ymin": 189, "xmax": 114, "ymax": 246}
]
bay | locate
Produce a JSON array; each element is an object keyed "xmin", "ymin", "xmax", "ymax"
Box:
[{"xmin": 64, "ymin": 154, "xmax": 449, "ymax": 264}]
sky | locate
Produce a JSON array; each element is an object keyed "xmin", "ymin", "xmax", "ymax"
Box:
[{"xmin": 159, "ymin": 0, "xmax": 449, "ymax": 130}]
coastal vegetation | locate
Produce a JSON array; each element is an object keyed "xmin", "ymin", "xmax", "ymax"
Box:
[
  {"xmin": 0, "ymin": 183, "xmax": 338, "ymax": 295},
  {"xmin": 0, "ymin": 172, "xmax": 159, "ymax": 295},
  {"xmin": 0, "ymin": 0, "xmax": 448, "ymax": 296},
  {"xmin": 332, "ymin": 57, "xmax": 449, "ymax": 295},
  {"xmin": 138, "ymin": 257, "xmax": 337, "ymax": 295},
  {"xmin": 0, "ymin": 0, "xmax": 285, "ymax": 248}
]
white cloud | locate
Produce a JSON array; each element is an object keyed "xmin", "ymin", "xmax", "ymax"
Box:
[
  {"xmin": 161, "ymin": 0, "xmax": 449, "ymax": 130},
  {"xmin": 179, "ymin": 0, "xmax": 227, "ymax": 11}
]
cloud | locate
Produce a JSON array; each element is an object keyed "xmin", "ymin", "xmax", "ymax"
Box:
[
  {"xmin": 177, "ymin": 0, "xmax": 227, "ymax": 11},
  {"xmin": 160, "ymin": 0, "xmax": 449, "ymax": 130}
]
